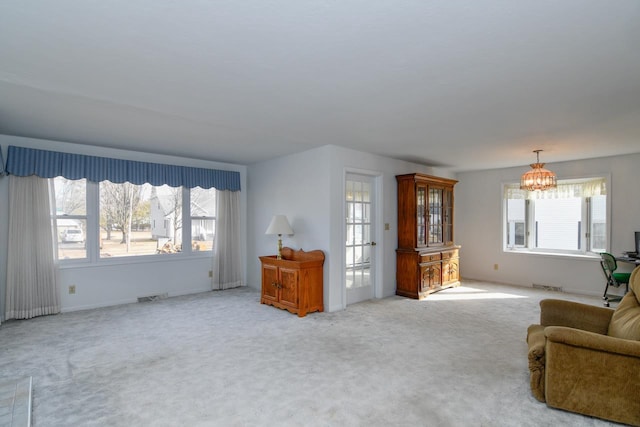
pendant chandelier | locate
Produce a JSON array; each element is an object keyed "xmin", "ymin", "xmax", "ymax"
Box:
[{"xmin": 520, "ymin": 149, "xmax": 557, "ymax": 191}]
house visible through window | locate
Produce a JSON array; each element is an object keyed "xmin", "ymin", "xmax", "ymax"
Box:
[
  {"xmin": 190, "ymin": 187, "xmax": 216, "ymax": 252},
  {"xmin": 503, "ymin": 177, "xmax": 608, "ymax": 255},
  {"xmin": 52, "ymin": 178, "xmax": 217, "ymax": 262}
]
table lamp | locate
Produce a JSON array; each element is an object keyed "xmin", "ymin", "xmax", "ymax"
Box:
[{"xmin": 265, "ymin": 215, "xmax": 294, "ymax": 259}]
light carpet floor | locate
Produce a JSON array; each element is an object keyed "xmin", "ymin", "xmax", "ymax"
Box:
[{"xmin": 0, "ymin": 281, "xmax": 621, "ymax": 426}]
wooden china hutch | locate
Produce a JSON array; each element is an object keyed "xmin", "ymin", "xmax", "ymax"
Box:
[{"xmin": 396, "ymin": 173, "xmax": 460, "ymax": 299}]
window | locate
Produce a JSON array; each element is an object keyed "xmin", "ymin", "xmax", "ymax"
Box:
[
  {"xmin": 52, "ymin": 179, "xmax": 217, "ymax": 262},
  {"xmin": 100, "ymin": 182, "xmax": 185, "ymax": 257},
  {"xmin": 190, "ymin": 187, "xmax": 216, "ymax": 252},
  {"xmin": 53, "ymin": 177, "xmax": 87, "ymax": 260},
  {"xmin": 503, "ymin": 177, "xmax": 608, "ymax": 255}
]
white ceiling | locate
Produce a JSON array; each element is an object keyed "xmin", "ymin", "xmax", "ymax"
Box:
[{"xmin": 1, "ymin": 0, "xmax": 639, "ymax": 172}]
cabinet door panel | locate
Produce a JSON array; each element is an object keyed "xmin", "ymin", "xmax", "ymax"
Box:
[
  {"xmin": 420, "ymin": 264, "xmax": 432, "ymax": 292},
  {"xmin": 262, "ymin": 264, "xmax": 279, "ymax": 302},
  {"xmin": 430, "ymin": 262, "xmax": 442, "ymax": 289},
  {"xmin": 421, "ymin": 262, "xmax": 441, "ymax": 291},
  {"xmin": 443, "ymin": 258, "xmax": 459, "ymax": 285},
  {"xmin": 279, "ymin": 267, "xmax": 299, "ymax": 308}
]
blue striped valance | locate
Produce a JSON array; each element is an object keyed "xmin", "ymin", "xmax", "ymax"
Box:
[{"xmin": 5, "ymin": 146, "xmax": 241, "ymax": 191}]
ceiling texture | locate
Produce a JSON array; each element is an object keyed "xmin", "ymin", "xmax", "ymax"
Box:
[{"xmin": 1, "ymin": 0, "xmax": 639, "ymax": 172}]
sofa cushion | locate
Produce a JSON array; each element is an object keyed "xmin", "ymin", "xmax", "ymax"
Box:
[{"xmin": 608, "ymin": 291, "xmax": 640, "ymax": 341}]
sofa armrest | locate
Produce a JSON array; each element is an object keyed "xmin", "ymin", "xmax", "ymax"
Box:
[
  {"xmin": 545, "ymin": 326, "xmax": 640, "ymax": 358},
  {"xmin": 540, "ymin": 299, "xmax": 614, "ymax": 334}
]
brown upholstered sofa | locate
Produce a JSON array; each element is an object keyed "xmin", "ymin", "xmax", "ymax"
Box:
[{"xmin": 527, "ymin": 266, "xmax": 640, "ymax": 426}]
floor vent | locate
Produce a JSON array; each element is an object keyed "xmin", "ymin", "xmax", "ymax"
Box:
[
  {"xmin": 137, "ymin": 293, "xmax": 168, "ymax": 303},
  {"xmin": 532, "ymin": 284, "xmax": 563, "ymax": 292}
]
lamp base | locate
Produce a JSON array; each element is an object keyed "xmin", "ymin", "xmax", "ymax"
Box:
[{"xmin": 276, "ymin": 236, "xmax": 283, "ymax": 259}]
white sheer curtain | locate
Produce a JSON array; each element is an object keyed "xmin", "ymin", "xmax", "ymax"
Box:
[
  {"xmin": 6, "ymin": 175, "xmax": 60, "ymax": 319},
  {"xmin": 212, "ymin": 190, "xmax": 243, "ymax": 290},
  {"xmin": 504, "ymin": 177, "xmax": 607, "ymax": 200}
]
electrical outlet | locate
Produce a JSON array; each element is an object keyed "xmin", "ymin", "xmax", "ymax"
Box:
[
  {"xmin": 493, "ymin": 264, "xmax": 499, "ymax": 271},
  {"xmin": 68, "ymin": 285, "xmax": 76, "ymax": 294},
  {"xmin": 208, "ymin": 270, "xmax": 213, "ymax": 278},
  {"xmin": 384, "ymin": 223, "xmax": 390, "ymax": 231}
]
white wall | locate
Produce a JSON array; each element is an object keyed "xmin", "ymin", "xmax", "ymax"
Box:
[
  {"xmin": 456, "ymin": 153, "xmax": 640, "ymax": 296},
  {"xmin": 248, "ymin": 144, "xmax": 447, "ymax": 312},
  {"xmin": 0, "ymin": 135, "xmax": 247, "ymax": 317}
]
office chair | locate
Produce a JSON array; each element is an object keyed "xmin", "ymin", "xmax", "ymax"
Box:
[{"xmin": 599, "ymin": 252, "xmax": 631, "ymax": 306}]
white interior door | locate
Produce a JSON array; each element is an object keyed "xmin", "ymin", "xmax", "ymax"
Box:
[{"xmin": 345, "ymin": 173, "xmax": 376, "ymax": 305}]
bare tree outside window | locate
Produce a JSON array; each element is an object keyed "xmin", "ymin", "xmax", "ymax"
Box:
[
  {"xmin": 53, "ymin": 179, "xmax": 217, "ymax": 260},
  {"xmin": 100, "ymin": 181, "xmax": 146, "ymax": 250}
]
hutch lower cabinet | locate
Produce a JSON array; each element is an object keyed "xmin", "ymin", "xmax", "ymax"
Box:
[
  {"xmin": 396, "ymin": 246, "xmax": 460, "ymax": 299},
  {"xmin": 259, "ymin": 247, "xmax": 324, "ymax": 317},
  {"xmin": 396, "ymin": 173, "xmax": 460, "ymax": 299}
]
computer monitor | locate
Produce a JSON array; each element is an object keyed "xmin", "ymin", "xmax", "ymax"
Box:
[{"xmin": 636, "ymin": 231, "xmax": 640, "ymax": 255}]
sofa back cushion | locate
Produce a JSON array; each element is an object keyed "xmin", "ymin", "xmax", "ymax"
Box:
[{"xmin": 608, "ymin": 268, "xmax": 640, "ymax": 340}]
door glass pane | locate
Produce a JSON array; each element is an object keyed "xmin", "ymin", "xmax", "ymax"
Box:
[
  {"xmin": 345, "ymin": 175, "xmax": 373, "ymax": 294},
  {"xmin": 417, "ymin": 186, "xmax": 426, "ymax": 246},
  {"xmin": 354, "ymin": 224, "xmax": 363, "ymax": 244},
  {"xmin": 429, "ymin": 188, "xmax": 443, "ymax": 244}
]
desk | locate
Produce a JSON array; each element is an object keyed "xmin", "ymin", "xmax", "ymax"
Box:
[{"xmin": 615, "ymin": 256, "xmax": 640, "ymax": 266}]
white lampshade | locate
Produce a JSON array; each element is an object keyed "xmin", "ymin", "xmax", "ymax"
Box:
[{"xmin": 265, "ymin": 215, "xmax": 293, "ymax": 236}]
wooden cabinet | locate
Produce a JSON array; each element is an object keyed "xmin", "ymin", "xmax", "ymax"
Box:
[
  {"xmin": 396, "ymin": 173, "xmax": 460, "ymax": 299},
  {"xmin": 259, "ymin": 247, "xmax": 324, "ymax": 317}
]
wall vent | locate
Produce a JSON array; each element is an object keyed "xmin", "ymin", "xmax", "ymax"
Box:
[
  {"xmin": 532, "ymin": 284, "xmax": 563, "ymax": 292},
  {"xmin": 137, "ymin": 293, "xmax": 168, "ymax": 303}
]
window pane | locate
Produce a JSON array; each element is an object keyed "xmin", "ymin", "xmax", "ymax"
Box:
[
  {"xmin": 506, "ymin": 199, "xmax": 526, "ymax": 248},
  {"xmin": 57, "ymin": 219, "xmax": 87, "ymax": 260},
  {"xmin": 590, "ymin": 195, "xmax": 607, "ymax": 252},
  {"xmin": 190, "ymin": 187, "xmax": 216, "ymax": 252},
  {"xmin": 534, "ymin": 198, "xmax": 581, "ymax": 250},
  {"xmin": 191, "ymin": 187, "xmax": 216, "ymax": 216},
  {"xmin": 514, "ymin": 223, "xmax": 525, "ymax": 246},
  {"xmin": 503, "ymin": 178, "xmax": 608, "ymax": 256},
  {"xmin": 53, "ymin": 177, "xmax": 87, "ymax": 260},
  {"xmin": 54, "ymin": 177, "xmax": 86, "ymax": 215},
  {"xmin": 191, "ymin": 219, "xmax": 214, "ymax": 251},
  {"xmin": 100, "ymin": 182, "xmax": 181, "ymax": 257}
]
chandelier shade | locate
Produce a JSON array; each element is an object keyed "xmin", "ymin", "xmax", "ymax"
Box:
[{"xmin": 520, "ymin": 150, "xmax": 557, "ymax": 191}]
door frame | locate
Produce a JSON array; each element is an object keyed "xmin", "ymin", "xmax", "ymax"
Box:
[{"xmin": 342, "ymin": 168, "xmax": 384, "ymax": 308}]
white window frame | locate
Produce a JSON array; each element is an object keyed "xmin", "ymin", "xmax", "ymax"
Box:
[
  {"xmin": 53, "ymin": 180, "xmax": 217, "ymax": 267},
  {"xmin": 502, "ymin": 175, "xmax": 610, "ymax": 258}
]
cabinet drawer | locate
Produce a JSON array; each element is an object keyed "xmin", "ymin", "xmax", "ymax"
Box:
[
  {"xmin": 442, "ymin": 249, "xmax": 459, "ymax": 259},
  {"xmin": 420, "ymin": 253, "xmax": 441, "ymax": 263}
]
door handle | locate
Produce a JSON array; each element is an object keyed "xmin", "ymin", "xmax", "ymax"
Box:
[{"xmin": 370, "ymin": 241, "xmax": 377, "ymax": 246}]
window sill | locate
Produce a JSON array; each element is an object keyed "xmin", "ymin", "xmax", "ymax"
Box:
[
  {"xmin": 57, "ymin": 251, "xmax": 213, "ymax": 269},
  {"xmin": 502, "ymin": 249, "xmax": 601, "ymax": 262}
]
